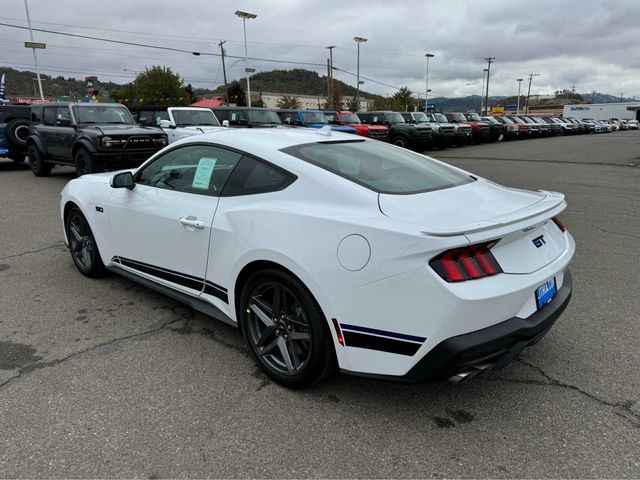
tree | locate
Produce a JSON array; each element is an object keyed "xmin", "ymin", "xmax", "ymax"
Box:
[
  {"xmin": 109, "ymin": 66, "xmax": 190, "ymax": 106},
  {"xmin": 389, "ymin": 86, "xmax": 414, "ymax": 112},
  {"xmin": 252, "ymin": 92, "xmax": 266, "ymax": 108},
  {"xmin": 276, "ymin": 95, "xmax": 302, "ymax": 109},
  {"xmin": 322, "ymin": 82, "xmax": 344, "ymax": 110},
  {"xmin": 345, "ymin": 96, "xmax": 359, "ymax": 112},
  {"xmin": 227, "ymin": 81, "xmax": 246, "ymax": 106}
]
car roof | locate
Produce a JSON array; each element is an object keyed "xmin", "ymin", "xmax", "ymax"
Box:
[{"xmin": 171, "ymin": 126, "xmax": 361, "ymax": 152}]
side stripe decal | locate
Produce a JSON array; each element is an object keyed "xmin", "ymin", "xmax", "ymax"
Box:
[
  {"xmin": 340, "ymin": 323, "xmax": 426, "ymax": 343},
  {"xmin": 339, "ymin": 323, "xmax": 426, "ymax": 356},
  {"xmin": 113, "ymin": 256, "xmax": 229, "ymax": 303}
]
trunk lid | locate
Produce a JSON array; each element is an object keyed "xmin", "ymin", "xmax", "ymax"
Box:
[{"xmin": 378, "ymin": 179, "xmax": 568, "ymax": 273}]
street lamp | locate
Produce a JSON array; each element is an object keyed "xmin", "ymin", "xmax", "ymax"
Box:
[
  {"xmin": 525, "ymin": 73, "xmax": 540, "ymax": 115},
  {"xmin": 354, "ymin": 36, "xmax": 367, "ymax": 111},
  {"xmin": 424, "ymin": 53, "xmax": 434, "ymax": 112},
  {"xmin": 24, "ymin": 0, "xmax": 44, "ymax": 100},
  {"xmin": 516, "ymin": 78, "xmax": 523, "ymax": 114},
  {"xmin": 235, "ymin": 10, "xmax": 257, "ymax": 107},
  {"xmin": 123, "ymin": 68, "xmax": 141, "ymax": 101}
]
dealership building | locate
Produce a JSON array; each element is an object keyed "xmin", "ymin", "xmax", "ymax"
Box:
[{"xmin": 563, "ymin": 102, "xmax": 640, "ymax": 121}]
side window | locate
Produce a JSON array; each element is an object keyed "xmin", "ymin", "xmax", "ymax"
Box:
[
  {"xmin": 30, "ymin": 108, "xmax": 42, "ymax": 123},
  {"xmin": 229, "ymin": 110, "xmax": 246, "ymax": 125},
  {"xmin": 221, "ymin": 156, "xmax": 295, "ymax": 197},
  {"xmin": 136, "ymin": 145, "xmax": 242, "ymax": 196},
  {"xmin": 43, "ymin": 108, "xmax": 57, "ymax": 125},
  {"xmin": 213, "ymin": 110, "xmax": 228, "ymax": 122},
  {"xmin": 56, "ymin": 107, "xmax": 71, "ymax": 124}
]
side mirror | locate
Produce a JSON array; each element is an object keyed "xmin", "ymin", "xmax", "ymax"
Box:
[
  {"xmin": 110, "ymin": 171, "xmax": 135, "ymax": 189},
  {"xmin": 159, "ymin": 119, "xmax": 175, "ymax": 129},
  {"xmin": 57, "ymin": 117, "xmax": 72, "ymax": 126},
  {"xmin": 222, "ymin": 120, "xmax": 230, "ymax": 127}
]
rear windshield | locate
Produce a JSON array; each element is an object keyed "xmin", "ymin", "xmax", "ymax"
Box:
[
  {"xmin": 171, "ymin": 109, "xmax": 220, "ymax": 126},
  {"xmin": 281, "ymin": 140, "xmax": 473, "ymax": 194}
]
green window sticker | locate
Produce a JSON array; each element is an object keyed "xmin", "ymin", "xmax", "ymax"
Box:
[{"xmin": 192, "ymin": 157, "xmax": 217, "ymax": 190}]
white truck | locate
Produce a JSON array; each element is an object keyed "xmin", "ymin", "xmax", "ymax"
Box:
[{"xmin": 159, "ymin": 107, "xmax": 225, "ymax": 143}]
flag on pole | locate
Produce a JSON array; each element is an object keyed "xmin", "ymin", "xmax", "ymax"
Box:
[{"xmin": 0, "ymin": 74, "xmax": 6, "ymax": 103}]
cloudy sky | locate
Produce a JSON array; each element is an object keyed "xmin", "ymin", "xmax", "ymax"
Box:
[{"xmin": 2, "ymin": 0, "xmax": 640, "ymax": 99}]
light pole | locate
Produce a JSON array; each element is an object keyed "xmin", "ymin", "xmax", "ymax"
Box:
[
  {"xmin": 24, "ymin": 0, "xmax": 44, "ymax": 100},
  {"xmin": 424, "ymin": 53, "xmax": 434, "ymax": 112},
  {"xmin": 516, "ymin": 78, "xmax": 523, "ymax": 114},
  {"xmin": 235, "ymin": 10, "xmax": 257, "ymax": 107},
  {"xmin": 484, "ymin": 57, "xmax": 495, "ymax": 115},
  {"xmin": 525, "ymin": 73, "xmax": 540, "ymax": 115},
  {"xmin": 123, "ymin": 69, "xmax": 140, "ymax": 102},
  {"xmin": 354, "ymin": 36, "xmax": 367, "ymax": 111}
]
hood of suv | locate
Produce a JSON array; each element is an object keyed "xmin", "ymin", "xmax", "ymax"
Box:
[{"xmin": 85, "ymin": 125, "xmax": 165, "ymax": 136}]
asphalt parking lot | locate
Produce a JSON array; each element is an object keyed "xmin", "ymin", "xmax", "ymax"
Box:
[{"xmin": 1, "ymin": 131, "xmax": 639, "ymax": 478}]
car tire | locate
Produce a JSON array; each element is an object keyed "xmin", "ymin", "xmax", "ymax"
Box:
[
  {"xmin": 6, "ymin": 119, "xmax": 30, "ymax": 147},
  {"xmin": 65, "ymin": 207, "xmax": 106, "ymax": 278},
  {"xmin": 74, "ymin": 148, "xmax": 102, "ymax": 176},
  {"xmin": 239, "ymin": 269, "xmax": 336, "ymax": 388},
  {"xmin": 391, "ymin": 135, "xmax": 408, "ymax": 148},
  {"xmin": 27, "ymin": 144, "xmax": 52, "ymax": 177}
]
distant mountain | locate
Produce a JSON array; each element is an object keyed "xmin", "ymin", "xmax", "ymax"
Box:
[{"xmin": 0, "ymin": 67, "xmax": 121, "ymax": 99}]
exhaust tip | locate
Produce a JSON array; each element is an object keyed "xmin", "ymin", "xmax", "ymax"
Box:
[{"xmin": 448, "ymin": 363, "xmax": 494, "ymax": 384}]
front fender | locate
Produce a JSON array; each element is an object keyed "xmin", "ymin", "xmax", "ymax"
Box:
[
  {"xmin": 26, "ymin": 135, "xmax": 48, "ymax": 156},
  {"xmin": 74, "ymin": 138, "xmax": 98, "ymax": 155}
]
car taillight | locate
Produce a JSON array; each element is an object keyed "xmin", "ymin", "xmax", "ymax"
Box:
[
  {"xmin": 552, "ymin": 217, "xmax": 566, "ymax": 232},
  {"xmin": 429, "ymin": 241, "xmax": 502, "ymax": 282}
]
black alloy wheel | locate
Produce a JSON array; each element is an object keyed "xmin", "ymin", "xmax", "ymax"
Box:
[
  {"xmin": 66, "ymin": 208, "xmax": 105, "ymax": 277},
  {"xmin": 240, "ymin": 270, "xmax": 335, "ymax": 388}
]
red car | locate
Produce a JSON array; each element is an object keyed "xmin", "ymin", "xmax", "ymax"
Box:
[
  {"xmin": 322, "ymin": 110, "xmax": 389, "ymax": 140},
  {"xmin": 444, "ymin": 112, "xmax": 491, "ymax": 143}
]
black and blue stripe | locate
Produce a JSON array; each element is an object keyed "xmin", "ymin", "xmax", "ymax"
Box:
[
  {"xmin": 340, "ymin": 323, "xmax": 426, "ymax": 356},
  {"xmin": 113, "ymin": 256, "xmax": 228, "ymax": 303}
]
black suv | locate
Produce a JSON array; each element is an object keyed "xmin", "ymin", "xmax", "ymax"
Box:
[
  {"xmin": 0, "ymin": 104, "xmax": 31, "ymax": 162},
  {"xmin": 211, "ymin": 106, "xmax": 282, "ymax": 128},
  {"xmin": 26, "ymin": 102, "xmax": 167, "ymax": 177},
  {"xmin": 357, "ymin": 111, "xmax": 433, "ymax": 150}
]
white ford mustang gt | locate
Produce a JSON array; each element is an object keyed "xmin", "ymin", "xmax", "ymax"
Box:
[{"xmin": 60, "ymin": 127, "xmax": 574, "ymax": 387}]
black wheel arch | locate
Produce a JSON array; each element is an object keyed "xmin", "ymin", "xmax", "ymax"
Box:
[
  {"xmin": 72, "ymin": 139, "xmax": 97, "ymax": 158},
  {"xmin": 26, "ymin": 135, "xmax": 48, "ymax": 156}
]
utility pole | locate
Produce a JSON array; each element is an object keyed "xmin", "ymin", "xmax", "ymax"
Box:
[
  {"xmin": 235, "ymin": 10, "xmax": 257, "ymax": 107},
  {"xmin": 591, "ymin": 90, "xmax": 596, "ymax": 103},
  {"xmin": 484, "ymin": 57, "xmax": 495, "ymax": 116},
  {"xmin": 218, "ymin": 40, "xmax": 229, "ymax": 104},
  {"xmin": 516, "ymin": 78, "xmax": 523, "ymax": 114},
  {"xmin": 24, "ymin": 0, "xmax": 44, "ymax": 100},
  {"xmin": 326, "ymin": 46, "xmax": 335, "ymax": 107},
  {"xmin": 480, "ymin": 69, "xmax": 487, "ymax": 114},
  {"xmin": 525, "ymin": 73, "xmax": 540, "ymax": 115},
  {"xmin": 620, "ymin": 93, "xmax": 624, "ymax": 103}
]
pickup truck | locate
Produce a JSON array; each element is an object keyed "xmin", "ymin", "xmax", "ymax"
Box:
[
  {"xmin": 445, "ymin": 112, "xmax": 490, "ymax": 143},
  {"xmin": 321, "ymin": 110, "xmax": 388, "ymax": 140},
  {"xmin": 276, "ymin": 109, "xmax": 356, "ymax": 134},
  {"xmin": 357, "ymin": 111, "xmax": 432, "ymax": 150},
  {"xmin": 400, "ymin": 111, "xmax": 454, "ymax": 149},
  {"xmin": 131, "ymin": 106, "xmax": 223, "ymax": 143},
  {"xmin": 0, "ymin": 104, "xmax": 30, "ymax": 162}
]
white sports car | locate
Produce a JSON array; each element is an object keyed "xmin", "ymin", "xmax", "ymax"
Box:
[{"xmin": 60, "ymin": 128, "xmax": 574, "ymax": 387}]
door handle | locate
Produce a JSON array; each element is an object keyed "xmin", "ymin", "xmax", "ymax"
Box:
[{"xmin": 179, "ymin": 216, "xmax": 205, "ymax": 230}]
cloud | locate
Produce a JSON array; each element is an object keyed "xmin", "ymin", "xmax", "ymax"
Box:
[{"xmin": 2, "ymin": 0, "xmax": 639, "ymax": 99}]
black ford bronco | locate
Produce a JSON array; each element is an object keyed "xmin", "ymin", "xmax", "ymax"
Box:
[{"xmin": 26, "ymin": 102, "xmax": 167, "ymax": 177}]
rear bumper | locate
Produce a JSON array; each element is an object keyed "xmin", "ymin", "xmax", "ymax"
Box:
[{"xmin": 342, "ymin": 270, "xmax": 572, "ymax": 383}]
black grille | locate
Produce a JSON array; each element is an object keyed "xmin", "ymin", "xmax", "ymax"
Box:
[
  {"xmin": 367, "ymin": 129, "xmax": 388, "ymax": 138},
  {"xmin": 123, "ymin": 136, "xmax": 156, "ymax": 149}
]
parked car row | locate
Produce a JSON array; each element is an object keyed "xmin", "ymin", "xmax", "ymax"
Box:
[{"xmin": 0, "ymin": 101, "xmax": 636, "ymax": 177}]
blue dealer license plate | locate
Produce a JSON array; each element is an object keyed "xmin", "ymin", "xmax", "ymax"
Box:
[{"xmin": 535, "ymin": 278, "xmax": 557, "ymax": 310}]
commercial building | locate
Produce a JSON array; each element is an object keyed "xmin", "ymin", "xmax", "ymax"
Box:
[
  {"xmin": 254, "ymin": 92, "xmax": 372, "ymax": 111},
  {"xmin": 563, "ymin": 102, "xmax": 640, "ymax": 121}
]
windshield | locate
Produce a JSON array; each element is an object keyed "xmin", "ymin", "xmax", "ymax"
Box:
[
  {"xmin": 452, "ymin": 113, "xmax": 467, "ymax": 122},
  {"xmin": 482, "ymin": 117, "xmax": 498, "ymax": 124},
  {"xmin": 411, "ymin": 112, "xmax": 429, "ymax": 123},
  {"xmin": 510, "ymin": 116, "xmax": 525, "ymax": 123},
  {"xmin": 282, "ymin": 140, "xmax": 473, "ymax": 194},
  {"xmin": 246, "ymin": 109, "xmax": 281, "ymax": 124},
  {"xmin": 301, "ymin": 111, "xmax": 327, "ymax": 124},
  {"xmin": 171, "ymin": 109, "xmax": 220, "ymax": 126},
  {"xmin": 340, "ymin": 113, "xmax": 360, "ymax": 123},
  {"xmin": 73, "ymin": 105, "xmax": 134, "ymax": 124},
  {"xmin": 465, "ymin": 113, "xmax": 482, "ymax": 121},
  {"xmin": 497, "ymin": 116, "xmax": 514, "ymax": 124},
  {"xmin": 385, "ymin": 112, "xmax": 405, "ymax": 124},
  {"xmin": 433, "ymin": 113, "xmax": 448, "ymax": 123}
]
